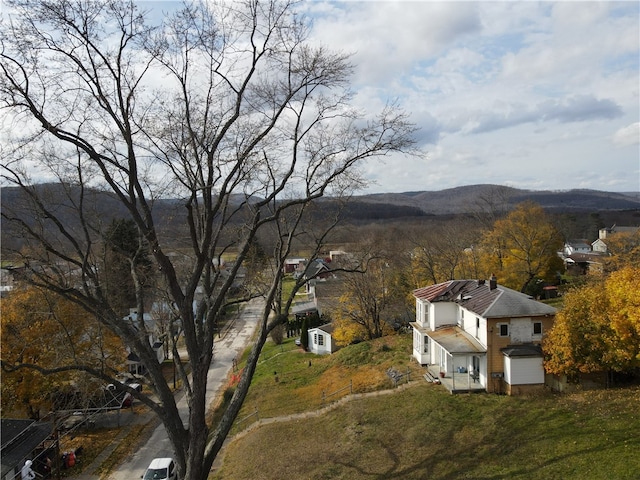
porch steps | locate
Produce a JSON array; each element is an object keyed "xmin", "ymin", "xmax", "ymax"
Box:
[{"xmin": 423, "ymin": 370, "xmax": 439, "ymax": 383}]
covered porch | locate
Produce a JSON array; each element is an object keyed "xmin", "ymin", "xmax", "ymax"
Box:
[
  {"xmin": 425, "ymin": 364, "xmax": 486, "ymax": 394},
  {"xmin": 424, "ymin": 326, "xmax": 487, "ymax": 394}
]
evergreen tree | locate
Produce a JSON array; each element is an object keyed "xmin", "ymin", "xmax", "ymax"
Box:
[{"xmin": 301, "ymin": 317, "xmax": 310, "ymax": 351}]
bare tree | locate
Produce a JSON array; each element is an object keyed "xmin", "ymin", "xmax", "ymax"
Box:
[
  {"xmin": 407, "ymin": 219, "xmax": 481, "ymax": 285},
  {"xmin": 470, "ymin": 185, "xmax": 515, "ymax": 229},
  {"xmin": 0, "ymin": 1, "xmax": 415, "ymax": 478},
  {"xmin": 332, "ymin": 234, "xmax": 413, "ymax": 343}
]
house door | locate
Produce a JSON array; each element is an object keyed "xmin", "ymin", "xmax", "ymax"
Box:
[{"xmin": 472, "ymin": 356, "xmax": 480, "ymax": 380}]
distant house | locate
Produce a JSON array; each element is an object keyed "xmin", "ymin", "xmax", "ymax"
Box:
[
  {"xmin": 563, "ymin": 252, "xmax": 606, "ymax": 275},
  {"xmin": 598, "ymin": 224, "xmax": 640, "ymax": 240},
  {"xmin": 411, "ymin": 277, "xmax": 556, "ymax": 395},
  {"xmin": 296, "ymin": 258, "xmax": 332, "ymax": 282},
  {"xmin": 1, "ymin": 419, "xmax": 53, "ymax": 480},
  {"xmin": 123, "ymin": 308, "xmax": 165, "ymax": 374},
  {"xmin": 591, "ymin": 238, "xmax": 608, "ymax": 253},
  {"xmin": 283, "ymin": 257, "xmax": 306, "ymax": 274},
  {"xmin": 307, "ymin": 323, "xmax": 340, "ymax": 355},
  {"xmin": 560, "ymin": 239, "xmax": 608, "ymax": 275},
  {"xmin": 592, "ymin": 225, "xmax": 640, "ymax": 254},
  {"xmin": 563, "ymin": 239, "xmax": 592, "ymax": 256},
  {"xmin": 0, "ymin": 267, "xmax": 17, "ymax": 297}
]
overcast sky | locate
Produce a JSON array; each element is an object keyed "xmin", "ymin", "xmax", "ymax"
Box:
[{"xmin": 294, "ymin": 1, "xmax": 640, "ymax": 194}]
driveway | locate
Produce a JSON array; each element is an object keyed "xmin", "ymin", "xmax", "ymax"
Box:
[{"xmin": 82, "ymin": 297, "xmax": 264, "ymax": 480}]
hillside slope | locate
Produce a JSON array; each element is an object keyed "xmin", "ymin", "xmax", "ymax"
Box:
[{"xmin": 358, "ymin": 184, "xmax": 640, "ymax": 214}]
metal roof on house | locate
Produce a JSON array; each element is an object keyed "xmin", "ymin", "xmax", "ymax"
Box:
[
  {"xmin": 291, "ymin": 301, "xmax": 318, "ymax": 315},
  {"xmin": 413, "ymin": 280, "xmax": 556, "ymax": 319}
]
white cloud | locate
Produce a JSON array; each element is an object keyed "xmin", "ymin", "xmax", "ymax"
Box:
[
  {"xmin": 612, "ymin": 123, "xmax": 640, "ymax": 147},
  {"xmin": 303, "ymin": 1, "xmax": 639, "ymax": 194}
]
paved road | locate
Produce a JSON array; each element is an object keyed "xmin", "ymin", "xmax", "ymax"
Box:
[{"xmin": 108, "ymin": 297, "xmax": 264, "ymax": 480}]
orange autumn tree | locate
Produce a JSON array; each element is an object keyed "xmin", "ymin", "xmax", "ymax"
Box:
[
  {"xmin": 544, "ymin": 266, "xmax": 640, "ymax": 376},
  {"xmin": 1, "ymin": 285, "xmax": 125, "ymax": 418}
]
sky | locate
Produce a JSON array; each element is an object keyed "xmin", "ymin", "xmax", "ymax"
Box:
[
  {"xmin": 3, "ymin": 1, "xmax": 639, "ymax": 195},
  {"xmin": 293, "ymin": 0, "xmax": 640, "ymax": 194}
]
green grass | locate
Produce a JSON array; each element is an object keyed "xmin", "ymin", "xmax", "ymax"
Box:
[
  {"xmin": 214, "ymin": 335, "xmax": 640, "ymax": 480},
  {"xmin": 231, "ymin": 334, "xmax": 421, "ymax": 429}
]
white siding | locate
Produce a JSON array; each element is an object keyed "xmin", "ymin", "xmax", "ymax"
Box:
[
  {"xmin": 432, "ymin": 302, "xmax": 457, "ymax": 329},
  {"xmin": 415, "ymin": 299, "xmax": 429, "ymax": 327},
  {"xmin": 459, "ymin": 307, "xmax": 488, "ymax": 347},
  {"xmin": 412, "ymin": 328, "xmax": 429, "ymax": 364},
  {"xmin": 592, "ymin": 239, "xmax": 608, "ymax": 253},
  {"xmin": 504, "ymin": 357, "xmax": 544, "ymax": 385},
  {"xmin": 308, "ymin": 328, "xmax": 335, "ymax": 355}
]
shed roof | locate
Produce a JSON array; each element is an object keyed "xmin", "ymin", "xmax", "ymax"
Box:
[
  {"xmin": 309, "ymin": 323, "xmax": 335, "ymax": 335},
  {"xmin": 501, "ymin": 344, "xmax": 543, "ymax": 357}
]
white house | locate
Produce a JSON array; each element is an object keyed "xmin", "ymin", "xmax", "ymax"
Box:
[
  {"xmin": 563, "ymin": 239, "xmax": 592, "ymax": 256},
  {"xmin": 411, "ymin": 277, "xmax": 556, "ymax": 395},
  {"xmin": 593, "ymin": 225, "xmax": 640, "ymax": 253},
  {"xmin": 591, "ymin": 238, "xmax": 608, "ymax": 253},
  {"xmin": 123, "ymin": 308, "xmax": 165, "ymax": 374},
  {"xmin": 307, "ymin": 323, "xmax": 339, "ymax": 355}
]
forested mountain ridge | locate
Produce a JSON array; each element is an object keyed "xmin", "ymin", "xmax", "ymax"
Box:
[
  {"xmin": 2, "ymin": 184, "xmax": 639, "ymax": 254},
  {"xmin": 357, "ymin": 184, "xmax": 640, "ymax": 215}
]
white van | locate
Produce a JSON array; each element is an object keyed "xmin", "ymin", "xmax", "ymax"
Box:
[{"xmin": 142, "ymin": 457, "xmax": 177, "ymax": 480}]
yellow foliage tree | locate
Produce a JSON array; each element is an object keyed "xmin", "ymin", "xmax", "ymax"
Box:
[
  {"xmin": 604, "ymin": 266, "xmax": 640, "ymax": 367},
  {"xmin": 602, "ymin": 230, "xmax": 640, "ymax": 273},
  {"xmin": 479, "ymin": 201, "xmax": 564, "ymax": 293},
  {"xmin": 1, "ymin": 286, "xmax": 126, "ymax": 418},
  {"xmin": 544, "ymin": 266, "xmax": 640, "ymax": 376},
  {"xmin": 332, "ymin": 298, "xmax": 367, "ymax": 347}
]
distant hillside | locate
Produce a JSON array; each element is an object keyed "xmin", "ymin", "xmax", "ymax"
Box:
[
  {"xmin": 357, "ymin": 185, "xmax": 640, "ymax": 215},
  {"xmin": 3, "ymin": 184, "xmax": 639, "ymax": 254}
]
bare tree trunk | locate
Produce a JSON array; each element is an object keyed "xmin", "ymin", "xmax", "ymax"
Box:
[{"xmin": 1, "ymin": 1, "xmax": 416, "ymax": 477}]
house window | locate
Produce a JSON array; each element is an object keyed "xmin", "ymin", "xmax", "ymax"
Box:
[
  {"xmin": 314, "ymin": 333, "xmax": 318, "ymax": 344},
  {"xmin": 476, "ymin": 317, "xmax": 480, "ymax": 338},
  {"xmin": 499, "ymin": 324, "xmax": 509, "ymax": 337},
  {"xmin": 533, "ymin": 322, "xmax": 542, "ymax": 335},
  {"xmin": 318, "ymin": 334, "xmax": 324, "ymax": 346},
  {"xmin": 423, "ymin": 336, "xmax": 429, "ymax": 353}
]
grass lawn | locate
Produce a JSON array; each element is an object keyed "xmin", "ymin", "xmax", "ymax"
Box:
[
  {"xmin": 230, "ymin": 334, "xmax": 423, "ymax": 429},
  {"xmin": 213, "ymin": 335, "xmax": 640, "ymax": 480}
]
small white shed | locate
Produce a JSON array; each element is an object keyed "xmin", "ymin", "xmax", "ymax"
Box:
[
  {"xmin": 502, "ymin": 345, "xmax": 545, "ymax": 395},
  {"xmin": 307, "ymin": 323, "xmax": 339, "ymax": 355}
]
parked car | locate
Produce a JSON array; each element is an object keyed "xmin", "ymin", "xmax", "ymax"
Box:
[{"xmin": 142, "ymin": 457, "xmax": 177, "ymax": 480}]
